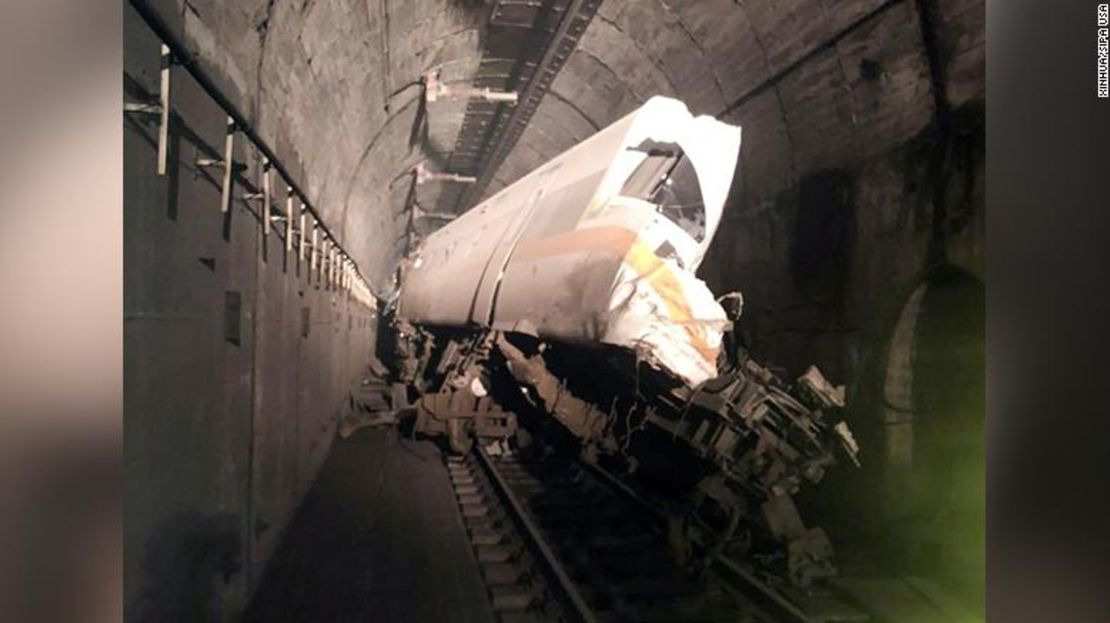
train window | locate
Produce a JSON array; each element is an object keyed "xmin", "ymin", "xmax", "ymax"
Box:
[
  {"xmin": 621, "ymin": 149, "xmax": 707, "ymax": 242},
  {"xmin": 650, "ymin": 156, "xmax": 707, "ymax": 242}
]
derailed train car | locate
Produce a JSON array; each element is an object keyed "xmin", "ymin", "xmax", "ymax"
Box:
[{"xmin": 390, "ymin": 96, "xmax": 860, "ymax": 587}]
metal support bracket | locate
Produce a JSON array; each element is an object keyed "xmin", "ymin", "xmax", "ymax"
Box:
[
  {"xmin": 127, "ymin": 22, "xmax": 376, "ymax": 307},
  {"xmin": 156, "ymin": 44, "xmax": 170, "ymax": 175},
  {"xmin": 284, "ymin": 187, "xmax": 295, "ymax": 255},
  {"xmin": 415, "ymin": 162, "xmax": 477, "ymax": 185},
  {"xmin": 123, "ymin": 102, "xmax": 161, "ymax": 114},
  {"xmin": 260, "ymin": 157, "xmax": 272, "ymax": 247},
  {"xmin": 413, "ymin": 202, "xmax": 457, "ymax": 222},
  {"xmin": 194, "ymin": 120, "xmax": 235, "ymax": 214},
  {"xmin": 329, "ymin": 247, "xmax": 337, "ymax": 289},
  {"xmin": 124, "ymin": 44, "xmax": 172, "ymax": 175},
  {"xmin": 219, "ymin": 117, "xmax": 236, "ymax": 213},
  {"xmin": 310, "ymin": 223, "xmax": 319, "ymax": 278},
  {"xmin": 324, "ymin": 244, "xmax": 333, "ymax": 290},
  {"xmin": 328, "ymin": 248, "xmax": 335, "ymax": 289},
  {"xmin": 424, "ymin": 69, "xmax": 518, "ymax": 104},
  {"xmin": 299, "ymin": 212, "xmax": 308, "ymax": 263},
  {"xmin": 157, "ymin": 44, "xmax": 171, "ymax": 175}
]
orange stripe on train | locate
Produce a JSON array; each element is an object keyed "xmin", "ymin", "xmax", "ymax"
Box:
[
  {"xmin": 508, "ymin": 225, "xmax": 718, "ymax": 366},
  {"xmin": 623, "ymin": 240, "xmax": 718, "ymax": 365}
]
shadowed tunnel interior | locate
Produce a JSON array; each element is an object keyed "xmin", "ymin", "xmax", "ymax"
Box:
[{"xmin": 124, "ymin": 0, "xmax": 984, "ymax": 621}]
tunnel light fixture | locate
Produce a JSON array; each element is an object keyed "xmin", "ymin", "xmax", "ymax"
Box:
[{"xmin": 423, "ymin": 69, "xmax": 518, "ymax": 104}]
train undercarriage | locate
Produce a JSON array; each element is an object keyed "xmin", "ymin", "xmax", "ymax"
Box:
[{"xmin": 371, "ymin": 311, "xmax": 861, "ymax": 593}]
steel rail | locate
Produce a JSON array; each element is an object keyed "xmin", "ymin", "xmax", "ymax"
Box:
[
  {"xmin": 474, "ymin": 446, "xmax": 598, "ymax": 623},
  {"xmin": 712, "ymin": 555, "xmax": 816, "ymax": 623},
  {"xmin": 585, "ymin": 460, "xmax": 814, "ymax": 623}
]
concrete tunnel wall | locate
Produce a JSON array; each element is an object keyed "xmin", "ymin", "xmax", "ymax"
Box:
[
  {"xmin": 124, "ymin": 6, "xmax": 377, "ymax": 620},
  {"xmin": 130, "ymin": 0, "xmax": 497, "ymax": 294},
  {"xmin": 124, "ymin": 0, "xmax": 985, "ymax": 618}
]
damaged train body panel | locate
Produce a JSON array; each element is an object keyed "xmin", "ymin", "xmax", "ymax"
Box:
[
  {"xmin": 400, "ymin": 96, "xmax": 741, "ymax": 386},
  {"xmin": 387, "ymin": 96, "xmax": 859, "ymax": 589}
]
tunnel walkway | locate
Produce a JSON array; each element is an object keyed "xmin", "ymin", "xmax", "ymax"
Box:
[{"xmin": 242, "ymin": 428, "xmax": 494, "ymax": 623}]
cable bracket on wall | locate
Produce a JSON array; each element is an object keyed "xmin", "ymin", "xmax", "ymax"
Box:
[
  {"xmin": 123, "ymin": 44, "xmax": 173, "ymax": 175},
  {"xmin": 124, "ymin": 5, "xmax": 378, "ymax": 305},
  {"xmin": 194, "ymin": 117, "xmax": 238, "ymax": 213}
]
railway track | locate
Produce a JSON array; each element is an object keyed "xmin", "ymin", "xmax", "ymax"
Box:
[{"xmin": 446, "ymin": 446, "xmax": 792, "ymax": 623}]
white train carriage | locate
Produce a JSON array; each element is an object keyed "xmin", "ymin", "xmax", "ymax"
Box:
[{"xmin": 399, "ymin": 96, "xmax": 742, "ymax": 386}]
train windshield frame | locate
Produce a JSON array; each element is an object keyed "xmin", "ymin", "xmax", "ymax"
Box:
[{"xmin": 619, "ymin": 145, "xmax": 707, "ymax": 242}]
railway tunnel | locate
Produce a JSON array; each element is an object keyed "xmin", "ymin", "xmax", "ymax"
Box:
[{"xmin": 123, "ymin": 1, "xmax": 985, "ymax": 621}]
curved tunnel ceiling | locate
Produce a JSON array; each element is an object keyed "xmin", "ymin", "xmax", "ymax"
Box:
[{"xmin": 134, "ymin": 0, "xmax": 983, "ymax": 293}]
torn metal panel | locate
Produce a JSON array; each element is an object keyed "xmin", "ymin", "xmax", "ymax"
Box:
[
  {"xmin": 603, "ymin": 244, "xmax": 730, "ymax": 387},
  {"xmin": 495, "ymin": 333, "xmax": 608, "ymax": 442}
]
